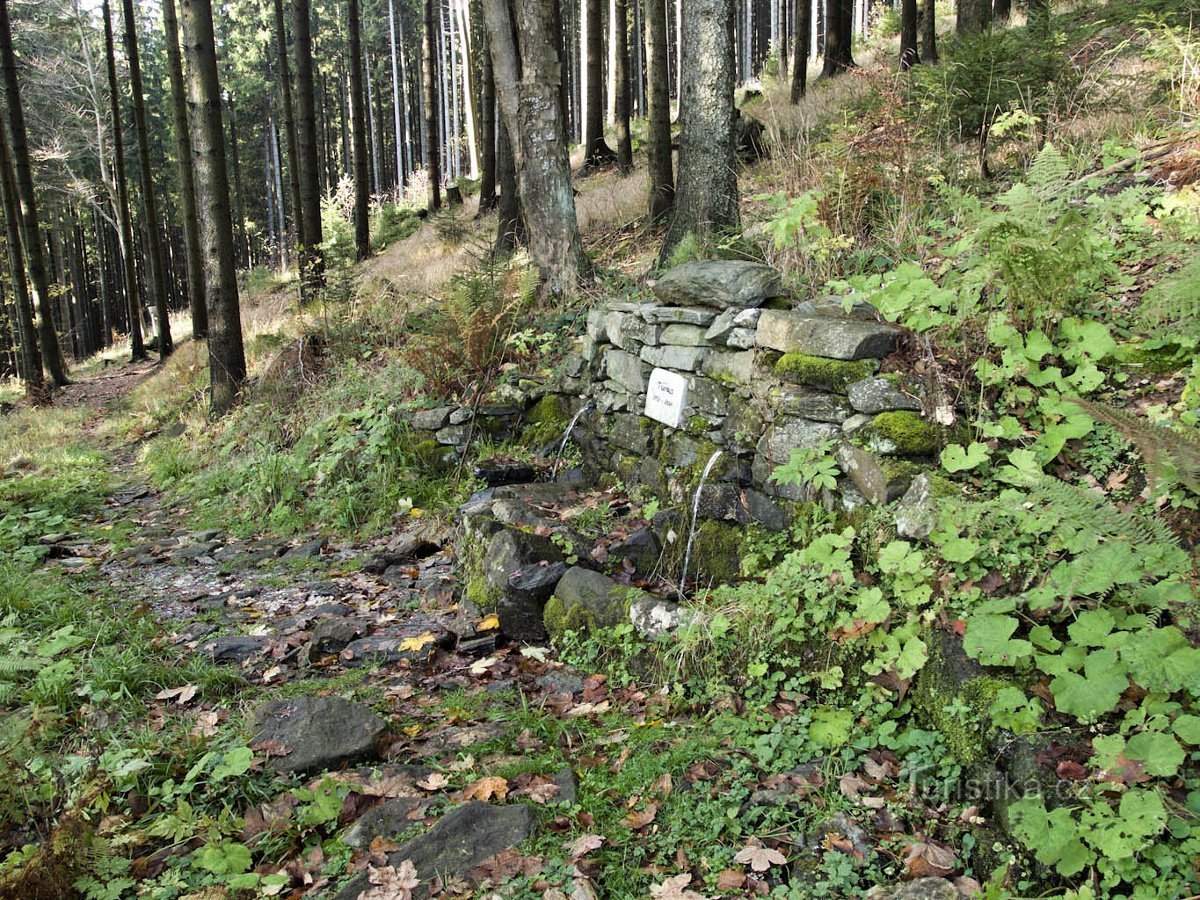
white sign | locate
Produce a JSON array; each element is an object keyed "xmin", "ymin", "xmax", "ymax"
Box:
[{"xmin": 644, "ymin": 368, "xmax": 688, "ymax": 428}]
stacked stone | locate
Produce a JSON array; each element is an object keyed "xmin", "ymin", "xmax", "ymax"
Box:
[{"xmin": 406, "ymin": 401, "xmax": 525, "ymax": 452}]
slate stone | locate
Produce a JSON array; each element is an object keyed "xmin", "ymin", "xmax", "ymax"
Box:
[
  {"xmin": 726, "ymin": 327, "xmax": 757, "ymax": 349},
  {"xmin": 836, "ymin": 444, "xmax": 890, "ymax": 505},
  {"xmin": 701, "ymin": 349, "xmax": 756, "ymax": 385},
  {"xmin": 793, "ymin": 295, "xmax": 880, "ymax": 320},
  {"xmin": 604, "ymin": 348, "xmax": 650, "ymax": 394},
  {"xmin": 640, "ymin": 306, "xmax": 719, "ymax": 325},
  {"xmin": 251, "ymin": 696, "xmax": 387, "ymax": 775},
  {"xmin": 436, "ymin": 424, "xmax": 471, "ymax": 445},
  {"xmin": 876, "ymin": 878, "xmax": 959, "ymax": 900},
  {"xmin": 848, "ymin": 377, "xmax": 922, "ymax": 414},
  {"xmin": 756, "ymin": 310, "xmax": 902, "ymax": 360},
  {"xmin": 202, "ymin": 635, "xmax": 268, "ymax": 664},
  {"xmin": 606, "ymin": 311, "xmax": 659, "ymax": 349},
  {"xmin": 362, "ymin": 534, "xmax": 443, "ymax": 574},
  {"xmin": 553, "ymin": 768, "xmax": 579, "ymax": 805},
  {"xmin": 659, "ymin": 323, "xmax": 708, "ymax": 346},
  {"xmin": 770, "ymin": 385, "xmax": 854, "ymax": 423},
  {"xmin": 174, "ymin": 541, "xmax": 222, "ymax": 561},
  {"xmin": 685, "ymin": 376, "xmax": 730, "ymax": 418},
  {"xmin": 537, "ymin": 669, "xmax": 586, "ymax": 695},
  {"xmin": 410, "ymin": 406, "xmax": 453, "ymax": 430},
  {"xmin": 641, "ymin": 344, "xmax": 707, "ymax": 372},
  {"xmin": 608, "ymin": 413, "xmax": 658, "ymax": 456},
  {"xmin": 485, "ymin": 529, "xmax": 567, "ymax": 642},
  {"xmin": 283, "ymin": 538, "xmax": 327, "ymax": 560},
  {"xmin": 652, "ymin": 260, "xmax": 782, "ymax": 309},
  {"xmin": 586, "ymin": 309, "xmax": 609, "ymax": 340},
  {"xmin": 759, "ymin": 417, "xmax": 841, "ymax": 465},
  {"xmin": 333, "ymin": 803, "xmax": 535, "ymax": 900},
  {"xmin": 448, "ymin": 407, "xmax": 474, "ymax": 425},
  {"xmin": 546, "ymin": 567, "xmax": 655, "ymax": 640},
  {"xmin": 628, "ymin": 595, "xmax": 698, "ymax": 638},
  {"xmin": 342, "ymin": 797, "xmax": 426, "ymax": 849},
  {"xmin": 895, "ymin": 473, "xmax": 936, "ymax": 541},
  {"xmin": 309, "ymin": 617, "xmax": 366, "ymax": 656},
  {"xmin": 473, "ymin": 459, "xmax": 540, "ymax": 487},
  {"xmin": 607, "ymin": 528, "xmax": 662, "ymax": 576}
]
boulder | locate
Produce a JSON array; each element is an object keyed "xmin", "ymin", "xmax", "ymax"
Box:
[
  {"xmin": 484, "ymin": 529, "xmax": 567, "ymax": 642},
  {"xmin": 871, "ymin": 878, "xmax": 959, "ymax": 900},
  {"xmin": 896, "ymin": 473, "xmax": 937, "ymax": 540},
  {"xmin": 251, "ymin": 696, "xmax": 387, "ymax": 775},
  {"xmin": 756, "ymin": 310, "xmax": 902, "ymax": 360},
  {"xmin": 652, "ymin": 260, "xmax": 782, "ymax": 309},
  {"xmin": 544, "ymin": 567, "xmax": 653, "ymax": 642},
  {"xmin": 332, "ymin": 802, "xmax": 535, "ymax": 900},
  {"xmin": 308, "ymin": 617, "xmax": 367, "ymax": 656},
  {"xmin": 342, "ymin": 797, "xmax": 427, "ymax": 849},
  {"xmin": 628, "ymin": 595, "xmax": 699, "ymax": 639},
  {"xmin": 607, "ymin": 528, "xmax": 662, "ymax": 576}
]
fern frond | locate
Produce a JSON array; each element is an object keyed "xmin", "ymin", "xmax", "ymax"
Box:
[
  {"xmin": 1027, "ymin": 143, "xmax": 1072, "ymax": 200},
  {"xmin": 0, "ymin": 656, "xmax": 42, "ymax": 677},
  {"xmin": 1027, "ymin": 473, "xmax": 1182, "ymax": 551},
  {"xmin": 1135, "ymin": 257, "xmax": 1200, "ymax": 341},
  {"xmin": 1071, "ymin": 399, "xmax": 1200, "ymax": 495}
]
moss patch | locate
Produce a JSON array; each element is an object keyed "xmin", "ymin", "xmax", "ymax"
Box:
[
  {"xmin": 773, "ymin": 353, "xmax": 876, "ymax": 393},
  {"xmin": 860, "ymin": 411, "xmax": 946, "ymax": 456},
  {"xmin": 520, "ymin": 395, "xmax": 571, "ymax": 446},
  {"xmin": 457, "ymin": 530, "xmax": 500, "ymax": 610},
  {"xmin": 913, "ymin": 634, "xmax": 1012, "ymax": 765}
]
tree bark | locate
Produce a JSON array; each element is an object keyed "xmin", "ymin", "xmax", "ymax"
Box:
[
  {"xmin": 226, "ymin": 93, "xmax": 250, "ymax": 268},
  {"xmin": 422, "ymin": 0, "xmax": 443, "ymax": 209},
  {"xmin": 455, "ymin": 0, "xmax": 480, "ymax": 178},
  {"xmin": 388, "ymin": 0, "xmax": 408, "ymax": 186},
  {"xmin": 348, "ymin": 0, "xmax": 371, "ymax": 260},
  {"xmin": 479, "ymin": 22, "xmax": 498, "ymax": 209},
  {"xmin": 0, "ymin": 0, "xmax": 70, "ymax": 384},
  {"xmin": 789, "ymin": 0, "xmax": 810, "ymax": 102},
  {"xmin": 293, "ymin": 0, "xmax": 325, "ymax": 292},
  {"xmin": 582, "ymin": 0, "xmax": 615, "ymax": 165},
  {"xmin": 644, "ymin": 0, "xmax": 673, "ymax": 221},
  {"xmin": 483, "ymin": 0, "xmax": 586, "ymax": 295},
  {"xmin": 899, "ymin": 0, "xmax": 919, "ymax": 69},
  {"xmin": 101, "ymin": 0, "xmax": 147, "ymax": 363},
  {"xmin": 613, "ymin": 0, "xmax": 633, "ymax": 172},
  {"xmin": 122, "ymin": 0, "xmax": 172, "ymax": 357},
  {"xmin": 992, "ymin": 0, "xmax": 1010, "ymax": 23},
  {"xmin": 919, "ymin": 0, "xmax": 937, "ymax": 63},
  {"xmin": 956, "ymin": 0, "xmax": 990, "ymax": 35},
  {"xmin": 494, "ymin": 117, "xmax": 523, "ymax": 254},
  {"xmin": 180, "ymin": 0, "xmax": 247, "ymax": 416},
  {"xmin": 821, "ymin": 0, "xmax": 854, "ymax": 75},
  {"xmin": 272, "ymin": 0, "xmax": 305, "ymax": 276},
  {"xmin": 659, "ymin": 0, "xmax": 739, "ymax": 263},
  {"xmin": 164, "ymin": 0, "xmax": 207, "ymax": 338},
  {"xmin": 0, "ymin": 113, "xmax": 45, "ymax": 403}
]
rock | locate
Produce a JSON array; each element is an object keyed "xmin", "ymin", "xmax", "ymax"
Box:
[
  {"xmin": 608, "ymin": 414, "xmax": 658, "ymax": 456},
  {"xmin": 770, "ymin": 385, "xmax": 854, "ymax": 423},
  {"xmin": 553, "ymin": 768, "xmax": 579, "ymax": 805},
  {"xmin": 726, "ymin": 327, "xmax": 757, "ymax": 349},
  {"xmin": 848, "ymin": 377, "xmax": 922, "ymax": 414},
  {"xmin": 607, "ymin": 528, "xmax": 662, "ymax": 576},
  {"xmin": 794, "ymin": 295, "xmax": 879, "ymax": 320},
  {"xmin": 586, "ymin": 309, "xmax": 609, "ymax": 340},
  {"xmin": 332, "ymin": 802, "xmax": 535, "ymax": 900},
  {"xmin": 695, "ymin": 484, "xmax": 788, "ymax": 530},
  {"xmin": 641, "ymin": 306, "xmax": 719, "ymax": 326},
  {"xmin": 362, "ymin": 535, "xmax": 442, "ymax": 573},
  {"xmin": 760, "ymin": 417, "xmax": 841, "ymax": 465},
  {"xmin": 704, "ymin": 307, "xmax": 763, "ymax": 344},
  {"xmin": 605, "ymin": 311, "xmax": 660, "ymax": 349},
  {"xmin": 342, "ymin": 797, "xmax": 426, "ymax": 849},
  {"xmin": 174, "ymin": 541, "xmax": 222, "ymax": 561},
  {"xmin": 485, "ymin": 529, "xmax": 567, "ymax": 642},
  {"xmin": 836, "ymin": 444, "xmax": 891, "ymax": 505},
  {"xmin": 701, "ymin": 349, "xmax": 757, "ymax": 385},
  {"xmin": 251, "ymin": 696, "xmax": 387, "ymax": 775},
  {"xmin": 410, "ymin": 406, "xmax": 453, "ymax": 430},
  {"xmin": 860, "ymin": 411, "xmax": 945, "ymax": 457},
  {"xmin": 628, "ymin": 595, "xmax": 698, "ymax": 638},
  {"xmin": 309, "ymin": 617, "xmax": 366, "ymax": 656},
  {"xmin": 652, "ymin": 260, "xmax": 782, "ymax": 309},
  {"xmin": 773, "ymin": 353, "xmax": 879, "ymax": 393},
  {"xmin": 659, "ymin": 323, "xmax": 708, "ymax": 346},
  {"xmin": 685, "ymin": 376, "xmax": 730, "ymax": 418},
  {"xmin": 448, "ymin": 407, "xmax": 474, "ymax": 425},
  {"xmin": 842, "ymin": 413, "xmax": 873, "ymax": 434},
  {"xmin": 544, "ymin": 567, "xmax": 654, "ymax": 643},
  {"xmin": 201, "ymin": 635, "xmax": 268, "ymax": 664},
  {"xmin": 756, "ymin": 310, "xmax": 902, "ymax": 360},
  {"xmin": 283, "ymin": 538, "xmax": 326, "ymax": 560},
  {"xmin": 641, "ymin": 344, "xmax": 707, "ymax": 372},
  {"xmin": 435, "ymin": 424, "xmax": 471, "ymax": 445},
  {"xmin": 472, "ymin": 459, "xmax": 540, "ymax": 487},
  {"xmin": 808, "ymin": 811, "xmax": 870, "ymax": 858},
  {"xmin": 536, "ymin": 670, "xmax": 586, "ymax": 695},
  {"xmin": 604, "ymin": 348, "xmax": 650, "ymax": 394},
  {"xmin": 872, "ymin": 878, "xmax": 959, "ymax": 900}
]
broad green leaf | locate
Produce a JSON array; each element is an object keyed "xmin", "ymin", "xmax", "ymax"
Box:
[
  {"xmin": 1172, "ymin": 714, "xmax": 1200, "ymax": 745},
  {"xmin": 964, "ymin": 614, "xmax": 1032, "ymax": 666},
  {"xmin": 940, "ymin": 442, "xmax": 990, "ymax": 473},
  {"xmin": 1050, "ymin": 649, "xmax": 1128, "ymax": 722},
  {"xmin": 1122, "ymin": 627, "xmax": 1200, "ymax": 694},
  {"xmin": 809, "ymin": 707, "xmax": 854, "ymax": 748},
  {"xmin": 1068, "ymin": 610, "xmax": 1115, "ymax": 647},
  {"xmin": 1124, "ymin": 732, "xmax": 1185, "ymax": 777}
]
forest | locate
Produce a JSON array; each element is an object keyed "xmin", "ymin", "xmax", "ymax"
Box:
[{"xmin": 0, "ymin": 0, "xmax": 1199, "ymax": 897}]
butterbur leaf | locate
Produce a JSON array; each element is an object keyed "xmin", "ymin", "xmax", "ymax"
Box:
[
  {"xmin": 1123, "ymin": 732, "xmax": 1185, "ymax": 777},
  {"xmin": 733, "ymin": 843, "xmax": 787, "ymax": 872},
  {"xmin": 1172, "ymin": 714, "xmax": 1200, "ymax": 745},
  {"xmin": 941, "ymin": 442, "xmax": 989, "ymax": 473},
  {"xmin": 964, "ymin": 614, "xmax": 1032, "ymax": 666}
]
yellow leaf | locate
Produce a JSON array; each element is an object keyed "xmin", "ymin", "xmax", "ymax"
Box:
[
  {"xmin": 460, "ymin": 776, "xmax": 509, "ymax": 802},
  {"xmin": 410, "ymin": 508, "xmax": 424, "ymax": 518},
  {"xmin": 399, "ymin": 631, "xmax": 436, "ymax": 652},
  {"xmin": 477, "ymin": 614, "xmax": 500, "ymax": 632},
  {"xmin": 403, "ymin": 723, "xmax": 423, "ymax": 737}
]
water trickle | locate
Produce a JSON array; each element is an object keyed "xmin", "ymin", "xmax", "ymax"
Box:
[
  {"xmin": 679, "ymin": 449, "xmax": 723, "ymax": 600},
  {"xmin": 550, "ymin": 401, "xmax": 595, "ymax": 481}
]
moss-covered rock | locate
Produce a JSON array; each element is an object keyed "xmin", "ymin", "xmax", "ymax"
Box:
[
  {"xmin": 412, "ymin": 439, "xmax": 455, "ymax": 474},
  {"xmin": 660, "ymin": 518, "xmax": 746, "ymax": 585},
  {"xmin": 520, "ymin": 395, "xmax": 570, "ymax": 446},
  {"xmin": 913, "ymin": 632, "xmax": 1012, "ymax": 765},
  {"xmin": 859, "ymin": 411, "xmax": 946, "ymax": 456},
  {"xmin": 544, "ymin": 567, "xmax": 650, "ymax": 644},
  {"xmin": 773, "ymin": 353, "xmax": 877, "ymax": 393}
]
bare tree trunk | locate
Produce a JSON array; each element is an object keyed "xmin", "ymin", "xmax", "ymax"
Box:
[
  {"xmin": 0, "ymin": 114, "xmax": 45, "ymax": 403},
  {"xmin": 389, "ymin": 0, "xmax": 407, "ymax": 186},
  {"xmin": 423, "ymin": 0, "xmax": 443, "ymax": 209},
  {"xmin": 582, "ymin": 0, "xmax": 615, "ymax": 165},
  {"xmin": 479, "ymin": 22, "xmax": 498, "ymax": 209},
  {"xmin": 992, "ymin": 0, "xmax": 1010, "ymax": 24},
  {"xmin": 293, "ymin": 0, "xmax": 325, "ymax": 292},
  {"xmin": 899, "ymin": 0, "xmax": 918, "ymax": 69},
  {"xmin": 366, "ymin": 48, "xmax": 383, "ymax": 193},
  {"xmin": 821, "ymin": 0, "xmax": 853, "ymax": 75},
  {"xmin": 659, "ymin": 0, "xmax": 739, "ymax": 263},
  {"xmin": 101, "ymin": 0, "xmax": 147, "ymax": 363},
  {"xmin": 164, "ymin": 0, "xmax": 207, "ymax": 338},
  {"xmin": 613, "ymin": 0, "xmax": 633, "ymax": 172},
  {"xmin": 0, "ymin": 0, "xmax": 70, "ymax": 384},
  {"xmin": 348, "ymin": 0, "xmax": 371, "ymax": 260},
  {"xmin": 455, "ymin": 0, "xmax": 481, "ymax": 178},
  {"xmin": 919, "ymin": 0, "xmax": 937, "ymax": 63},
  {"xmin": 956, "ymin": 0, "xmax": 990, "ymax": 35},
  {"xmin": 483, "ymin": 0, "xmax": 586, "ymax": 294},
  {"xmin": 180, "ymin": 0, "xmax": 247, "ymax": 416},
  {"xmin": 121, "ymin": 0, "xmax": 173, "ymax": 357},
  {"xmin": 645, "ymin": 0, "xmax": 673, "ymax": 221},
  {"xmin": 226, "ymin": 93, "xmax": 250, "ymax": 268},
  {"xmin": 494, "ymin": 117, "xmax": 522, "ymax": 253},
  {"xmin": 789, "ymin": 0, "xmax": 809, "ymax": 101}
]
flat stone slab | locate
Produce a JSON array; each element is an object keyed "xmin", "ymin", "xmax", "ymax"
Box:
[
  {"xmin": 756, "ymin": 310, "xmax": 902, "ymax": 360},
  {"xmin": 333, "ymin": 802, "xmax": 535, "ymax": 900},
  {"xmin": 652, "ymin": 260, "xmax": 782, "ymax": 309},
  {"xmin": 252, "ymin": 696, "xmax": 387, "ymax": 775},
  {"xmin": 342, "ymin": 797, "xmax": 427, "ymax": 849}
]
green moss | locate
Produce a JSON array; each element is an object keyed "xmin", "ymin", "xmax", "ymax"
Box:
[
  {"xmin": 412, "ymin": 439, "xmax": 453, "ymax": 473},
  {"xmin": 860, "ymin": 411, "xmax": 946, "ymax": 456},
  {"xmin": 685, "ymin": 416, "xmax": 710, "ymax": 436},
  {"xmin": 458, "ymin": 530, "xmax": 500, "ymax": 609},
  {"xmin": 661, "ymin": 518, "xmax": 752, "ymax": 585},
  {"xmin": 543, "ymin": 591, "xmax": 633, "ymax": 645},
  {"xmin": 913, "ymin": 636, "xmax": 1012, "ymax": 765},
  {"xmin": 773, "ymin": 353, "xmax": 875, "ymax": 393},
  {"xmin": 520, "ymin": 396, "xmax": 571, "ymax": 446},
  {"xmin": 1119, "ymin": 342, "xmax": 1189, "ymax": 376}
]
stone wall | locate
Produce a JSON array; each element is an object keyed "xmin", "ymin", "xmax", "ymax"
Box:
[{"xmin": 554, "ymin": 260, "xmax": 945, "ymax": 529}]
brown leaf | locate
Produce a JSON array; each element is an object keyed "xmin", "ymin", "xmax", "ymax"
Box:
[
  {"xmin": 733, "ymin": 843, "xmax": 787, "ymax": 872},
  {"xmin": 416, "ymin": 773, "xmax": 450, "ymax": 791},
  {"xmin": 649, "ymin": 873, "xmax": 709, "ymax": 900},
  {"xmin": 360, "ymin": 859, "xmax": 420, "ymax": 900},
  {"xmin": 623, "ymin": 803, "xmax": 658, "ymax": 829},
  {"xmin": 715, "ymin": 869, "xmax": 746, "ymax": 891},
  {"xmin": 460, "ymin": 776, "xmax": 509, "ymax": 802},
  {"xmin": 566, "ymin": 833, "xmax": 605, "ymax": 858},
  {"xmin": 904, "ymin": 841, "xmax": 958, "ymax": 878}
]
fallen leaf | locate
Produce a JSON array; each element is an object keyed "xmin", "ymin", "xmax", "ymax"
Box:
[
  {"xmin": 470, "ymin": 655, "xmax": 500, "ymax": 676},
  {"xmin": 399, "ymin": 631, "xmax": 437, "ymax": 652},
  {"xmin": 417, "ymin": 773, "xmax": 450, "ymax": 791},
  {"xmin": 565, "ymin": 701, "xmax": 611, "ymax": 718},
  {"xmin": 477, "ymin": 614, "xmax": 500, "ymax": 632},
  {"xmin": 155, "ymin": 684, "xmax": 198, "ymax": 705},
  {"xmin": 360, "ymin": 859, "xmax": 420, "ymax": 900},
  {"xmin": 715, "ymin": 869, "xmax": 746, "ymax": 890},
  {"xmin": 733, "ymin": 843, "xmax": 787, "ymax": 872},
  {"xmin": 904, "ymin": 840, "xmax": 958, "ymax": 878},
  {"xmin": 520, "ymin": 646, "xmax": 550, "ymax": 661},
  {"xmin": 565, "ymin": 833, "xmax": 604, "ymax": 858},
  {"xmin": 649, "ymin": 873, "xmax": 708, "ymax": 900},
  {"xmin": 461, "ymin": 776, "xmax": 509, "ymax": 802},
  {"xmin": 623, "ymin": 803, "xmax": 658, "ymax": 829}
]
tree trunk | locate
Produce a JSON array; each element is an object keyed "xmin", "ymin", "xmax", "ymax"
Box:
[
  {"xmin": 101, "ymin": 0, "xmax": 147, "ymax": 362},
  {"xmin": 582, "ymin": 0, "xmax": 614, "ymax": 165},
  {"xmin": 919, "ymin": 0, "xmax": 937, "ymax": 62},
  {"xmin": 613, "ymin": 0, "xmax": 633, "ymax": 172},
  {"xmin": 455, "ymin": 0, "xmax": 481, "ymax": 178},
  {"xmin": 0, "ymin": 113, "xmax": 45, "ymax": 403},
  {"xmin": 0, "ymin": 0, "xmax": 70, "ymax": 384},
  {"xmin": 293, "ymin": 0, "xmax": 325, "ymax": 292},
  {"xmin": 422, "ymin": 0, "xmax": 443, "ymax": 209},
  {"xmin": 992, "ymin": 0, "xmax": 1010, "ymax": 23},
  {"xmin": 226, "ymin": 93, "xmax": 250, "ymax": 268},
  {"xmin": 789, "ymin": 0, "xmax": 810, "ymax": 101},
  {"xmin": 659, "ymin": 0, "xmax": 739, "ymax": 263},
  {"xmin": 479, "ymin": 22, "xmax": 498, "ymax": 209},
  {"xmin": 180, "ymin": 0, "xmax": 247, "ymax": 416},
  {"xmin": 366, "ymin": 48, "xmax": 383, "ymax": 194},
  {"xmin": 483, "ymin": 0, "xmax": 586, "ymax": 295},
  {"xmin": 821, "ymin": 0, "xmax": 854, "ymax": 75},
  {"xmin": 956, "ymin": 0, "xmax": 990, "ymax": 35},
  {"xmin": 348, "ymin": 0, "xmax": 371, "ymax": 260},
  {"xmin": 163, "ymin": 0, "xmax": 207, "ymax": 338},
  {"xmin": 644, "ymin": 0, "xmax": 674, "ymax": 221},
  {"xmin": 122, "ymin": 0, "xmax": 173, "ymax": 357},
  {"xmin": 899, "ymin": 0, "xmax": 919, "ymax": 69},
  {"xmin": 494, "ymin": 117, "xmax": 522, "ymax": 254}
]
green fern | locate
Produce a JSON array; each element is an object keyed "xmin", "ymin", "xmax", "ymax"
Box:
[
  {"xmin": 1026, "ymin": 143, "xmax": 1072, "ymax": 200},
  {"xmin": 1072, "ymin": 399, "xmax": 1200, "ymax": 494},
  {"xmin": 1135, "ymin": 257, "xmax": 1200, "ymax": 341}
]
